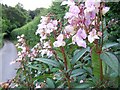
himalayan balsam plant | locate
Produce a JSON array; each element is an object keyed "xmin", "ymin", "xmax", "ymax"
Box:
[{"xmin": 10, "ymin": 0, "xmax": 119, "ymax": 88}]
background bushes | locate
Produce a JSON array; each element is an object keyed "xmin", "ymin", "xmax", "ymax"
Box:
[{"xmin": 11, "ymin": 9, "xmax": 48, "ymax": 47}]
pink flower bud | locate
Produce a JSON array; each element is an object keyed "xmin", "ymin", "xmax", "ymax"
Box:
[{"xmin": 97, "ymin": 31, "xmax": 102, "ymax": 37}]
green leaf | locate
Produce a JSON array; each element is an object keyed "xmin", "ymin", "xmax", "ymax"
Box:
[
  {"xmin": 33, "ymin": 74, "xmax": 53, "ymax": 81},
  {"xmin": 102, "ymin": 42, "xmax": 118, "ymax": 50},
  {"xmin": 66, "ymin": 54, "xmax": 71, "ymax": 69},
  {"xmin": 0, "ymin": 87, "xmax": 2, "ymax": 90},
  {"xmin": 103, "ymin": 61, "xmax": 118, "ymax": 77},
  {"xmin": 71, "ymin": 69, "xmax": 86, "ymax": 78},
  {"xmin": 75, "ymin": 83, "xmax": 93, "ymax": 88},
  {"xmin": 51, "ymin": 68, "xmax": 60, "ymax": 72},
  {"xmin": 91, "ymin": 45, "xmax": 100, "ymax": 79},
  {"xmin": 57, "ymin": 82, "xmax": 66, "ymax": 88},
  {"xmin": 27, "ymin": 65, "xmax": 41, "ymax": 71},
  {"xmin": 0, "ymin": 33, "xmax": 6, "ymax": 48},
  {"xmin": 55, "ymin": 48, "xmax": 64, "ymax": 60},
  {"xmin": 83, "ymin": 66, "xmax": 92, "ymax": 75},
  {"xmin": 34, "ymin": 58, "xmax": 60, "ymax": 67},
  {"xmin": 100, "ymin": 17, "xmax": 106, "ymax": 31},
  {"xmin": 100, "ymin": 52, "xmax": 119, "ymax": 74},
  {"xmin": 114, "ymin": 51, "xmax": 120, "ymax": 55},
  {"xmin": 103, "ymin": 30, "xmax": 109, "ymax": 42},
  {"xmin": 46, "ymin": 78, "xmax": 55, "ymax": 88},
  {"xmin": 71, "ymin": 47, "xmax": 90, "ymax": 65}
]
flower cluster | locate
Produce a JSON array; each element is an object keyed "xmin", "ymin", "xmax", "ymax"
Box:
[
  {"xmin": 36, "ymin": 16, "xmax": 58, "ymax": 57},
  {"xmin": 15, "ymin": 34, "xmax": 41, "ymax": 62},
  {"xmin": 60, "ymin": 0, "xmax": 109, "ymax": 47},
  {"xmin": 35, "ymin": 0, "xmax": 110, "ymax": 57},
  {"xmin": 36, "ymin": 16, "xmax": 58, "ymax": 42},
  {"xmin": 16, "ymin": 34, "xmax": 29, "ymax": 61},
  {"xmin": 30, "ymin": 43, "xmax": 41, "ymax": 60}
]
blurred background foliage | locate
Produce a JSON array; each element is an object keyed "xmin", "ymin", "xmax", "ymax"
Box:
[
  {"xmin": 0, "ymin": 3, "xmax": 47, "ymax": 40},
  {"xmin": 105, "ymin": 2, "xmax": 120, "ymax": 60},
  {"xmin": 106, "ymin": 2, "xmax": 120, "ymax": 42},
  {"xmin": 11, "ymin": 8, "xmax": 48, "ymax": 47}
]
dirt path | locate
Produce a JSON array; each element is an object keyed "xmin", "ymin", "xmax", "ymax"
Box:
[{"xmin": 0, "ymin": 40, "xmax": 19, "ymax": 82}]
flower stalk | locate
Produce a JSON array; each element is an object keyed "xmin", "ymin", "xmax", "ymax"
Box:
[
  {"xmin": 98, "ymin": 2, "xmax": 105, "ymax": 81},
  {"xmin": 61, "ymin": 46, "xmax": 68, "ymax": 70}
]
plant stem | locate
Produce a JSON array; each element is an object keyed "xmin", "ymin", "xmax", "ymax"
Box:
[
  {"xmin": 61, "ymin": 47, "xmax": 68, "ymax": 70},
  {"xmin": 67, "ymin": 78, "xmax": 71, "ymax": 89},
  {"xmin": 99, "ymin": 57, "xmax": 103, "ymax": 81},
  {"xmin": 98, "ymin": 3, "xmax": 104, "ymax": 81},
  {"xmin": 60, "ymin": 47, "xmax": 71, "ymax": 88},
  {"xmin": 53, "ymin": 50, "xmax": 59, "ymax": 61},
  {"xmin": 100, "ymin": 2, "xmax": 104, "ymax": 48}
]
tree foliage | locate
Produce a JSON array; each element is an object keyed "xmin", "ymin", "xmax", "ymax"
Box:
[
  {"xmin": 1, "ymin": 3, "xmax": 31, "ymax": 35},
  {"xmin": 106, "ymin": 2, "xmax": 120, "ymax": 42},
  {"xmin": 11, "ymin": 8, "xmax": 48, "ymax": 47}
]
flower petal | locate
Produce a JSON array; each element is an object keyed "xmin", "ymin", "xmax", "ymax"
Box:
[{"xmin": 88, "ymin": 35, "xmax": 94, "ymax": 43}]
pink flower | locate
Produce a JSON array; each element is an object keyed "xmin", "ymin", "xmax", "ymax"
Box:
[
  {"xmin": 35, "ymin": 83, "xmax": 41, "ymax": 88},
  {"xmin": 40, "ymin": 49, "xmax": 48, "ymax": 57},
  {"xmin": 53, "ymin": 34, "xmax": 66, "ymax": 47},
  {"xmin": 69, "ymin": 5, "xmax": 80, "ymax": 14},
  {"xmin": 72, "ymin": 28, "xmax": 87, "ymax": 48},
  {"xmin": 43, "ymin": 41, "xmax": 51, "ymax": 49},
  {"xmin": 80, "ymin": 80, "xmax": 84, "ymax": 83},
  {"xmin": 68, "ymin": 17, "xmax": 80, "ymax": 26},
  {"xmin": 47, "ymin": 50, "xmax": 53, "ymax": 58},
  {"xmin": 64, "ymin": 25, "xmax": 75, "ymax": 36},
  {"xmin": 56, "ymin": 34, "xmax": 64, "ymax": 41},
  {"xmin": 10, "ymin": 61, "xmax": 16, "ymax": 65},
  {"xmin": 85, "ymin": 0, "xmax": 101, "ymax": 15},
  {"xmin": 52, "ymin": 20, "xmax": 58, "ymax": 26},
  {"xmin": 40, "ymin": 47, "xmax": 53, "ymax": 57},
  {"xmin": 85, "ymin": 0, "xmax": 100, "ymax": 12},
  {"xmin": 37, "ymin": 24, "xmax": 46, "ymax": 29},
  {"xmin": 40, "ymin": 16, "xmax": 49, "ymax": 24},
  {"xmin": 47, "ymin": 23, "xmax": 54, "ymax": 29},
  {"xmin": 72, "ymin": 34, "xmax": 86, "ymax": 48},
  {"xmin": 21, "ymin": 34, "xmax": 24, "ymax": 38},
  {"xmin": 85, "ymin": 18, "xmax": 91, "ymax": 26},
  {"xmin": 102, "ymin": 7, "xmax": 110, "ymax": 15},
  {"xmin": 53, "ymin": 41, "xmax": 66, "ymax": 47},
  {"xmin": 88, "ymin": 29, "xmax": 99, "ymax": 43},
  {"xmin": 97, "ymin": 31, "xmax": 102, "ymax": 37},
  {"xmin": 84, "ymin": 7, "xmax": 96, "ymax": 19},
  {"xmin": 61, "ymin": 0, "xmax": 75, "ymax": 6},
  {"xmin": 84, "ymin": 5, "xmax": 96, "ymax": 26},
  {"xmin": 64, "ymin": 12, "xmax": 75, "ymax": 19},
  {"xmin": 76, "ymin": 28, "xmax": 87, "ymax": 39}
]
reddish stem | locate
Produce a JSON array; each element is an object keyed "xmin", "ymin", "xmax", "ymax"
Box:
[{"xmin": 60, "ymin": 47, "xmax": 68, "ymax": 70}]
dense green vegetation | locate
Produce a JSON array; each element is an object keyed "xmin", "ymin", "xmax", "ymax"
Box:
[
  {"xmin": 48, "ymin": 1, "xmax": 67, "ymax": 20},
  {"xmin": 1, "ymin": 3, "xmax": 47, "ymax": 40},
  {"xmin": 11, "ymin": 8, "xmax": 48, "ymax": 47},
  {"xmin": 106, "ymin": 2, "xmax": 120, "ymax": 42},
  {"xmin": 106, "ymin": 2, "xmax": 120, "ymax": 60},
  {"xmin": 1, "ymin": 3, "xmax": 30, "ymax": 34}
]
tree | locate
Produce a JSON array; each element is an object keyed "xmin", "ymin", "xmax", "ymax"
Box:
[
  {"xmin": 48, "ymin": 1, "xmax": 67, "ymax": 20},
  {"xmin": 1, "ymin": 3, "xmax": 31, "ymax": 35}
]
